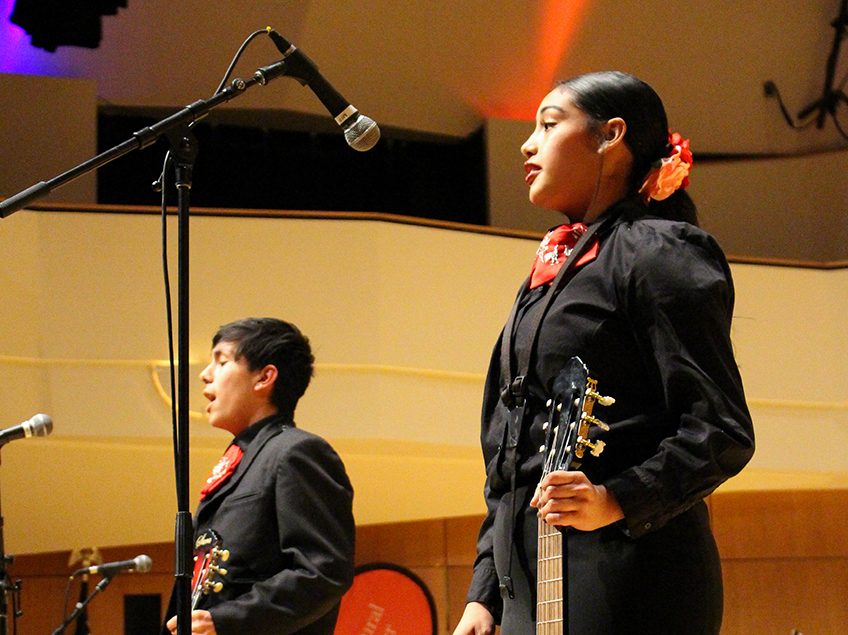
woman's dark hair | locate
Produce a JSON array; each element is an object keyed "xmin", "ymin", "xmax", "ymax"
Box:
[
  {"xmin": 557, "ymin": 71, "xmax": 698, "ymax": 225},
  {"xmin": 213, "ymin": 317, "xmax": 314, "ymax": 418}
]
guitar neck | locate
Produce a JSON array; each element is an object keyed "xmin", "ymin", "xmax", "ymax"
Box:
[
  {"xmin": 536, "ymin": 516, "xmax": 563, "ymax": 634},
  {"xmin": 534, "ymin": 357, "xmax": 612, "ymax": 634}
]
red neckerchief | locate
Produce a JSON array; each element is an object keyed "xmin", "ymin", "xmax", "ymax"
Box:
[
  {"xmin": 199, "ymin": 443, "xmax": 244, "ymax": 501},
  {"xmin": 529, "ymin": 223, "xmax": 599, "ymax": 289}
]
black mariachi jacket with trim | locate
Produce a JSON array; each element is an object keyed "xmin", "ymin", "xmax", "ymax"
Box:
[
  {"xmin": 182, "ymin": 414, "xmax": 355, "ymax": 634},
  {"xmin": 466, "ymin": 199, "xmax": 755, "ymax": 620}
]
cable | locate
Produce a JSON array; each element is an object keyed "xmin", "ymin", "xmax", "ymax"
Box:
[
  {"xmin": 762, "ymin": 81, "xmax": 820, "ymax": 130},
  {"xmin": 151, "ymin": 28, "xmax": 269, "ymax": 195},
  {"xmin": 58, "ymin": 576, "xmax": 73, "ymax": 634},
  {"xmin": 765, "ymin": 0, "xmax": 848, "ymax": 142},
  {"xmin": 212, "ymin": 28, "xmax": 269, "ymax": 95},
  {"xmin": 155, "ymin": 28, "xmax": 276, "ymax": 487},
  {"xmin": 158, "ymin": 151, "xmax": 180, "ymax": 493}
]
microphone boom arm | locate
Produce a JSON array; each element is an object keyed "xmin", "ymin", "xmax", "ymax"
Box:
[{"xmin": 50, "ymin": 575, "xmax": 114, "ymax": 635}]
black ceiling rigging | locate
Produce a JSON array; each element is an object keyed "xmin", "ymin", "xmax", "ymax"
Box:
[{"xmin": 9, "ymin": 0, "xmax": 127, "ymax": 53}]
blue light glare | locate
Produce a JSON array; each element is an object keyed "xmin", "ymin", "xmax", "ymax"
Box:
[{"xmin": 0, "ymin": 0, "xmax": 62, "ymax": 75}]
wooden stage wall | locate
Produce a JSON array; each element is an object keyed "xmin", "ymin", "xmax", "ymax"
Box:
[{"xmin": 10, "ymin": 488, "xmax": 848, "ymax": 634}]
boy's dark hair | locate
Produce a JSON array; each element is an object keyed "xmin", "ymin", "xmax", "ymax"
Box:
[{"xmin": 213, "ymin": 317, "xmax": 314, "ymax": 418}]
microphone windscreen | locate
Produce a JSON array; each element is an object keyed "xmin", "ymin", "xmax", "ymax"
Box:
[
  {"xmin": 344, "ymin": 115, "xmax": 381, "ymax": 152},
  {"xmin": 134, "ymin": 554, "xmax": 153, "ymax": 573},
  {"xmin": 30, "ymin": 414, "xmax": 53, "ymax": 437}
]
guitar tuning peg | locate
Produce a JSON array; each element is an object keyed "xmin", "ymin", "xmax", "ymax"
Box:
[
  {"xmin": 211, "ymin": 581, "xmax": 224, "ymax": 593},
  {"xmin": 546, "ymin": 399, "xmax": 552, "ymax": 407},
  {"xmin": 542, "ymin": 421, "xmax": 549, "ymax": 431},
  {"xmin": 587, "ymin": 439, "xmax": 606, "ymax": 457},
  {"xmin": 212, "ymin": 565, "xmax": 228, "ymax": 577},
  {"xmin": 556, "ymin": 403, "xmax": 563, "ymax": 412},
  {"xmin": 588, "ymin": 389, "xmax": 615, "ymax": 407},
  {"xmin": 581, "ymin": 413, "xmax": 610, "ymax": 431},
  {"xmin": 219, "ymin": 549, "xmax": 230, "ymax": 562}
]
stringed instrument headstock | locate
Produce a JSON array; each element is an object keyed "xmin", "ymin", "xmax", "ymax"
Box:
[
  {"xmin": 541, "ymin": 356, "xmax": 614, "ymax": 477},
  {"xmin": 536, "ymin": 357, "xmax": 614, "ymax": 632},
  {"xmin": 191, "ymin": 529, "xmax": 230, "ymax": 609}
]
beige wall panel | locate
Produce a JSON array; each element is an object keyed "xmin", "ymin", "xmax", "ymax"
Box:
[{"xmin": 0, "ymin": 208, "xmax": 845, "ymax": 555}]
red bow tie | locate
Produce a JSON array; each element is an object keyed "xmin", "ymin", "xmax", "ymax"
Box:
[
  {"xmin": 199, "ymin": 443, "xmax": 244, "ymax": 501},
  {"xmin": 529, "ymin": 223, "xmax": 599, "ymax": 289}
]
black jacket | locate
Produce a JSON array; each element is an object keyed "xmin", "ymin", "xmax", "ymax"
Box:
[
  {"xmin": 467, "ymin": 201, "xmax": 755, "ymax": 633},
  {"xmin": 167, "ymin": 414, "xmax": 355, "ymax": 634}
]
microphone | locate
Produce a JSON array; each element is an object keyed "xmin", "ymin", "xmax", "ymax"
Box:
[
  {"xmin": 72, "ymin": 554, "xmax": 152, "ymax": 577},
  {"xmin": 262, "ymin": 30, "xmax": 380, "ymax": 152},
  {"xmin": 0, "ymin": 413, "xmax": 53, "ymax": 446}
]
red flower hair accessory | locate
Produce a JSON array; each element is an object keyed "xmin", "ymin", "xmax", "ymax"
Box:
[{"xmin": 638, "ymin": 131, "xmax": 693, "ymax": 204}]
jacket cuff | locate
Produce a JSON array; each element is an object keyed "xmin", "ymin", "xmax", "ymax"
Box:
[
  {"xmin": 465, "ymin": 563, "xmax": 502, "ymax": 622},
  {"xmin": 604, "ymin": 468, "xmax": 666, "ymax": 539}
]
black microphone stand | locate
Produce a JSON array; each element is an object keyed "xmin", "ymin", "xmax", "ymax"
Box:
[
  {"xmin": 0, "ymin": 56, "xmax": 298, "ymax": 635},
  {"xmin": 0, "ymin": 449, "xmax": 23, "ymax": 635},
  {"xmin": 51, "ymin": 574, "xmax": 115, "ymax": 635}
]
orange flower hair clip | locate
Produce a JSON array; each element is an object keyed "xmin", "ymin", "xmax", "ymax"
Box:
[{"xmin": 638, "ymin": 132, "xmax": 693, "ymax": 204}]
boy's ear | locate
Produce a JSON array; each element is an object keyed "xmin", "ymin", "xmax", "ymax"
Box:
[{"xmin": 254, "ymin": 364, "xmax": 278, "ymax": 393}]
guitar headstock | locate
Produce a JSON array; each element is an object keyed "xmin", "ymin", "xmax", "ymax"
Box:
[
  {"xmin": 540, "ymin": 356, "xmax": 614, "ymax": 477},
  {"xmin": 191, "ymin": 529, "xmax": 230, "ymax": 608}
]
